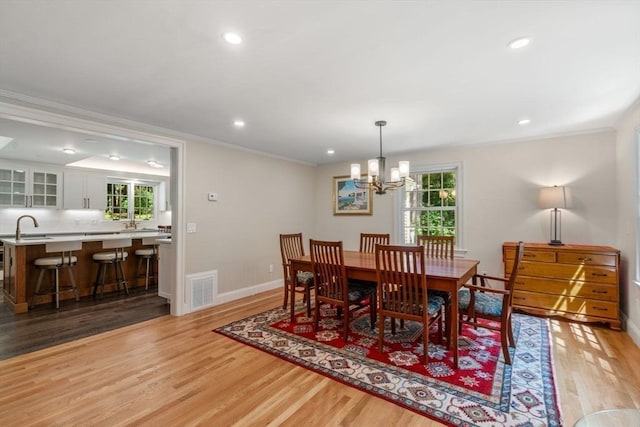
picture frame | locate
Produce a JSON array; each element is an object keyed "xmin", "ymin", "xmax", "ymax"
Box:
[{"xmin": 333, "ymin": 175, "xmax": 373, "ymax": 215}]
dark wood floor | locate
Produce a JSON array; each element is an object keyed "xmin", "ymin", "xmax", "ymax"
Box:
[{"xmin": 0, "ymin": 288, "xmax": 169, "ymax": 360}]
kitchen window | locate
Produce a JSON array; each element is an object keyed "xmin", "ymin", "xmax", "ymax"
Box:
[
  {"xmin": 399, "ymin": 164, "xmax": 461, "ymax": 245},
  {"xmin": 105, "ymin": 180, "xmax": 156, "ymax": 221}
]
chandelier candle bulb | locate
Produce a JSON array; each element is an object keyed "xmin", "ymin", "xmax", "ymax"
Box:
[
  {"xmin": 350, "ymin": 164, "xmax": 361, "ymax": 179},
  {"xmin": 390, "ymin": 168, "xmax": 400, "ymax": 182},
  {"xmin": 368, "ymin": 159, "xmax": 379, "ymax": 176},
  {"xmin": 399, "ymin": 161, "xmax": 410, "ymax": 178}
]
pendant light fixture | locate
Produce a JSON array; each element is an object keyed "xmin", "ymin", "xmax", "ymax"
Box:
[{"xmin": 350, "ymin": 120, "xmax": 410, "ymax": 195}]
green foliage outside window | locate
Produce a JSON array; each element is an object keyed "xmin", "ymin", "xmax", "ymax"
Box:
[
  {"xmin": 105, "ymin": 181, "xmax": 155, "ymax": 221},
  {"xmin": 402, "ymin": 169, "xmax": 457, "ymax": 243}
]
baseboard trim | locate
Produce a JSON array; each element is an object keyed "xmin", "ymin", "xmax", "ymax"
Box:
[
  {"xmin": 215, "ymin": 279, "xmax": 282, "ymax": 306},
  {"xmin": 623, "ymin": 312, "xmax": 640, "ymax": 347}
]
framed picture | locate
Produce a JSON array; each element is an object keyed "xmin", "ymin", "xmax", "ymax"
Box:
[{"xmin": 333, "ymin": 175, "xmax": 373, "ymax": 215}]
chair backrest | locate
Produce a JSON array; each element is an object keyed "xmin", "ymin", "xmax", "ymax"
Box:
[
  {"xmin": 279, "ymin": 233, "xmax": 305, "ymax": 281},
  {"xmin": 359, "ymin": 233, "xmax": 390, "ymax": 253},
  {"xmin": 310, "ymin": 239, "xmax": 348, "ymax": 303},
  {"xmin": 505, "ymin": 241, "xmax": 525, "ymax": 304},
  {"xmin": 418, "ymin": 235, "xmax": 454, "ymax": 259},
  {"xmin": 375, "ymin": 244, "xmax": 427, "ymax": 317}
]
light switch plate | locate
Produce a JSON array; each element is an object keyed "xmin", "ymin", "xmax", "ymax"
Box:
[{"xmin": 187, "ymin": 222, "xmax": 197, "ymax": 233}]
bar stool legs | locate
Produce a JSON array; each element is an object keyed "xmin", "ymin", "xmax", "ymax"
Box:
[
  {"xmin": 31, "ymin": 251, "xmax": 80, "ymax": 309},
  {"xmin": 135, "ymin": 247, "xmax": 156, "ymax": 291},
  {"xmin": 92, "ymin": 247, "xmax": 129, "ymax": 299}
]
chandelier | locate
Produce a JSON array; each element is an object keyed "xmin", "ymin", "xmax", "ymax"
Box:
[{"xmin": 350, "ymin": 120, "xmax": 410, "ymax": 195}]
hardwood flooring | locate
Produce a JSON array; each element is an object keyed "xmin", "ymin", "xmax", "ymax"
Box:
[
  {"xmin": 0, "ymin": 290, "xmax": 169, "ymax": 360},
  {"xmin": 0, "ymin": 288, "xmax": 638, "ymax": 426}
]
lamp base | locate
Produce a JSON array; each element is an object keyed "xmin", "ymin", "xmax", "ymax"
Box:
[{"xmin": 548, "ymin": 240, "xmax": 564, "ymax": 246}]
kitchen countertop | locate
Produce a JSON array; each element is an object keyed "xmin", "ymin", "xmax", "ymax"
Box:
[{"xmin": 0, "ymin": 231, "xmax": 171, "ymax": 246}]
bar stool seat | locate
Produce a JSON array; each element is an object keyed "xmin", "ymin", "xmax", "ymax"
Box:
[
  {"xmin": 31, "ymin": 241, "xmax": 82, "ymax": 309},
  {"xmin": 92, "ymin": 238, "xmax": 132, "ymax": 299}
]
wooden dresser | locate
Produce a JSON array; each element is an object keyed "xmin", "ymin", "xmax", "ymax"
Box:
[{"xmin": 503, "ymin": 242, "xmax": 620, "ymax": 330}]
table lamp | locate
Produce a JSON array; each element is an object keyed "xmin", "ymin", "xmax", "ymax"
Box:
[{"xmin": 538, "ymin": 185, "xmax": 568, "ymax": 246}]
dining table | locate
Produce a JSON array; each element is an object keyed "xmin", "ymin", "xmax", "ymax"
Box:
[{"xmin": 289, "ymin": 250, "xmax": 479, "ymax": 369}]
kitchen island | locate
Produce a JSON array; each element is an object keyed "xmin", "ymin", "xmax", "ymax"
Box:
[{"xmin": 1, "ymin": 231, "xmax": 170, "ymax": 313}]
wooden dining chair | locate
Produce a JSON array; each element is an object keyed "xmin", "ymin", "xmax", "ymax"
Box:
[
  {"xmin": 375, "ymin": 244, "xmax": 445, "ymax": 365},
  {"xmin": 279, "ymin": 233, "xmax": 314, "ymax": 317},
  {"xmin": 458, "ymin": 241, "xmax": 525, "ymax": 365},
  {"xmin": 310, "ymin": 239, "xmax": 376, "ymax": 342},
  {"xmin": 418, "ymin": 235, "xmax": 454, "ymax": 259},
  {"xmin": 418, "ymin": 234, "xmax": 454, "ymax": 347},
  {"xmin": 359, "ymin": 233, "xmax": 390, "ymax": 253}
]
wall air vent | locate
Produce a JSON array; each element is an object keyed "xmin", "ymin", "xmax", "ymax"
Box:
[{"xmin": 186, "ymin": 270, "xmax": 217, "ymax": 312}]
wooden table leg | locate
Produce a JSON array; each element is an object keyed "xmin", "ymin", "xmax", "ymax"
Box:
[{"xmin": 450, "ymin": 285, "xmax": 459, "ymax": 369}]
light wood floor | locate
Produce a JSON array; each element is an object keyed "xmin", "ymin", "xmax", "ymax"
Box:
[{"xmin": 0, "ymin": 288, "xmax": 638, "ymax": 426}]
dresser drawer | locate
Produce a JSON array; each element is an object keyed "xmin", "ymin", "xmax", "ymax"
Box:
[
  {"xmin": 507, "ymin": 260, "xmax": 617, "ymax": 284},
  {"xmin": 513, "ymin": 276, "xmax": 618, "ymax": 301},
  {"xmin": 513, "ymin": 290, "xmax": 619, "ymax": 320},
  {"xmin": 556, "ymin": 252, "xmax": 617, "ymax": 267},
  {"xmin": 505, "ymin": 248, "xmax": 556, "ymax": 263}
]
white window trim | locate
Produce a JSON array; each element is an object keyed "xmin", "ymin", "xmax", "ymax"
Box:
[{"xmin": 395, "ymin": 161, "xmax": 465, "ymax": 255}]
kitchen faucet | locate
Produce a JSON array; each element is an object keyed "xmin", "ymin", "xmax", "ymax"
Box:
[{"xmin": 15, "ymin": 214, "xmax": 39, "ymax": 240}]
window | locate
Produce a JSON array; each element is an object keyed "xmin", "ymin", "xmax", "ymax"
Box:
[
  {"xmin": 399, "ymin": 164, "xmax": 460, "ymax": 245},
  {"xmin": 105, "ymin": 180, "xmax": 156, "ymax": 221}
]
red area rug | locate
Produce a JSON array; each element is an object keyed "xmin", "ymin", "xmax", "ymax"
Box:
[{"xmin": 214, "ymin": 303, "xmax": 562, "ymax": 426}]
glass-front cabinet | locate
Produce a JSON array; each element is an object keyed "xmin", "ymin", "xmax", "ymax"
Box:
[{"xmin": 0, "ymin": 164, "xmax": 60, "ymax": 208}]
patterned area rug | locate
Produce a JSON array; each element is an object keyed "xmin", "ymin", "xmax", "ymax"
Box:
[{"xmin": 214, "ymin": 304, "xmax": 562, "ymax": 426}]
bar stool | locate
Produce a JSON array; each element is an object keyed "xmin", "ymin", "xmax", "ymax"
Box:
[
  {"xmin": 92, "ymin": 238, "xmax": 132, "ymax": 299},
  {"xmin": 135, "ymin": 237, "xmax": 158, "ymax": 291},
  {"xmin": 31, "ymin": 241, "xmax": 82, "ymax": 309}
]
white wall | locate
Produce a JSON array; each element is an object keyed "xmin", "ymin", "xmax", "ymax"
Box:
[
  {"xmin": 315, "ymin": 130, "xmax": 617, "ymax": 275},
  {"xmin": 183, "ymin": 140, "xmax": 316, "ymax": 295},
  {"xmin": 615, "ymin": 99, "xmax": 640, "ymax": 344}
]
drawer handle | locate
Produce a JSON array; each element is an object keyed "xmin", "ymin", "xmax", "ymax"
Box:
[
  {"xmin": 591, "ymin": 273, "xmax": 608, "ymax": 277},
  {"xmin": 592, "ymin": 290, "xmax": 609, "ymax": 294},
  {"xmin": 523, "ymin": 253, "xmax": 537, "ymax": 258},
  {"xmin": 515, "ymin": 281, "xmax": 525, "ymax": 285},
  {"xmin": 592, "ymin": 307, "xmax": 609, "ymax": 312},
  {"xmin": 578, "ymin": 257, "xmax": 593, "ymax": 261},
  {"xmin": 513, "ymin": 296, "xmax": 526, "ymax": 301}
]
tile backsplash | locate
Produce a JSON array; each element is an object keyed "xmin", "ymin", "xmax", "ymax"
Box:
[{"xmin": 0, "ymin": 208, "xmax": 171, "ymax": 235}]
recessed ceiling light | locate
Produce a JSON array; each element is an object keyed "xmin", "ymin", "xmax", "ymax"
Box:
[
  {"xmin": 508, "ymin": 37, "xmax": 530, "ymax": 49},
  {"xmin": 518, "ymin": 119, "xmax": 531, "ymax": 125},
  {"xmin": 62, "ymin": 148, "xmax": 76, "ymax": 154},
  {"xmin": 109, "ymin": 154, "xmax": 120, "ymax": 160},
  {"xmin": 222, "ymin": 32, "xmax": 243, "ymax": 45},
  {"xmin": 327, "ymin": 149, "xmax": 335, "ymax": 155},
  {"xmin": 147, "ymin": 160, "xmax": 164, "ymax": 168},
  {"xmin": 233, "ymin": 120, "xmax": 245, "ymax": 127}
]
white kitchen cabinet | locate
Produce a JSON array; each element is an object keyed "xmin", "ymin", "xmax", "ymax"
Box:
[
  {"xmin": 0, "ymin": 163, "xmax": 61, "ymax": 208},
  {"xmin": 63, "ymin": 172, "xmax": 106, "ymax": 210}
]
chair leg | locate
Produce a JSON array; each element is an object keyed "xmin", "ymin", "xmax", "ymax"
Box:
[
  {"xmin": 501, "ymin": 326, "xmax": 512, "ymax": 365},
  {"xmin": 144, "ymin": 256, "xmax": 151, "ymax": 290},
  {"xmin": 119, "ymin": 261, "xmax": 129, "ymax": 295},
  {"xmin": 343, "ymin": 306, "xmax": 349, "ymax": 342},
  {"xmin": 305, "ymin": 286, "xmax": 312, "ymax": 318},
  {"xmin": 422, "ymin": 319, "xmax": 429, "ymax": 365},
  {"xmin": 53, "ymin": 268, "xmax": 60, "ymax": 310},
  {"xmin": 378, "ymin": 313, "xmax": 385, "ymax": 354},
  {"xmin": 507, "ymin": 315, "xmax": 515, "ymax": 348},
  {"xmin": 283, "ymin": 282, "xmax": 289, "ymax": 310}
]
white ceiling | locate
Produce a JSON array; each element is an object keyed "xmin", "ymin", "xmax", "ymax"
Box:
[{"xmin": 0, "ymin": 0, "xmax": 639, "ymax": 166}]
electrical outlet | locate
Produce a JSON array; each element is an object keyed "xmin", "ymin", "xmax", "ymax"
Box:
[{"xmin": 269, "ymin": 264, "xmax": 274, "ymax": 273}]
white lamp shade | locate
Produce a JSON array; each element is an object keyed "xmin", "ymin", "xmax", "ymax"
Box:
[
  {"xmin": 368, "ymin": 159, "xmax": 379, "ymax": 176},
  {"xmin": 350, "ymin": 163, "xmax": 361, "ymax": 180},
  {"xmin": 390, "ymin": 167, "xmax": 400, "ymax": 181},
  {"xmin": 538, "ymin": 186, "xmax": 568, "ymax": 209},
  {"xmin": 398, "ymin": 161, "xmax": 410, "ymax": 177}
]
